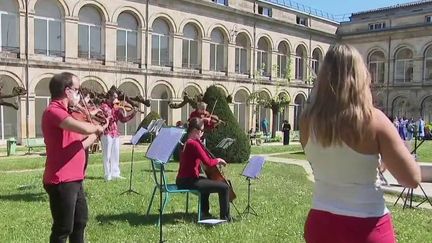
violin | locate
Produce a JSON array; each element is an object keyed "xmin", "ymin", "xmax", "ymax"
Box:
[
  {"xmin": 69, "ymin": 104, "xmax": 107, "ymax": 126},
  {"xmin": 198, "ymin": 140, "xmax": 236, "ymax": 202},
  {"xmin": 201, "ymin": 110, "xmax": 226, "ymax": 128}
]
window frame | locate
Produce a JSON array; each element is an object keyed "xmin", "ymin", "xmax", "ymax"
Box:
[
  {"xmin": 78, "ymin": 22, "xmax": 103, "ymax": 60},
  {"xmin": 117, "ymin": 26, "xmax": 139, "ymax": 63},
  {"xmin": 0, "ymin": 10, "xmax": 19, "ymax": 53},
  {"xmin": 34, "ymin": 15, "xmax": 64, "ymax": 57}
]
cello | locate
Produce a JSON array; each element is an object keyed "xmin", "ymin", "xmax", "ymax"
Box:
[{"xmin": 197, "ymin": 140, "xmax": 237, "ymax": 202}]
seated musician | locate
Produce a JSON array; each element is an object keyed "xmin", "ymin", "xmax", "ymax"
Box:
[{"xmin": 176, "ymin": 117, "xmax": 231, "ymax": 221}]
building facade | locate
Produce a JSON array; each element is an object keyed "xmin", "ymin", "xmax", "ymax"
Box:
[
  {"xmin": 339, "ymin": 1, "xmax": 432, "ymax": 122},
  {"xmin": 0, "ymin": 0, "xmax": 337, "ymax": 143}
]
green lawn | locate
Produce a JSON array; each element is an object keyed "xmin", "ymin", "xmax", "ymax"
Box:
[{"xmin": 1, "ymin": 153, "xmax": 431, "ymax": 242}]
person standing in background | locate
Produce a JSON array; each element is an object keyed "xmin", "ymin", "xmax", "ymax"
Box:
[
  {"xmin": 100, "ymin": 90, "xmax": 137, "ymax": 181},
  {"xmin": 282, "ymin": 120, "xmax": 291, "ymax": 145}
]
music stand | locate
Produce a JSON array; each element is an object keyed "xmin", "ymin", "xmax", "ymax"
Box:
[
  {"xmin": 241, "ymin": 156, "xmax": 266, "ymax": 216},
  {"xmin": 120, "ymin": 127, "xmax": 149, "ymax": 195},
  {"xmin": 393, "ymin": 134, "xmax": 432, "ymax": 209},
  {"xmin": 216, "ymin": 138, "xmax": 235, "ymax": 149},
  {"xmin": 145, "ymin": 127, "xmax": 185, "ymax": 243}
]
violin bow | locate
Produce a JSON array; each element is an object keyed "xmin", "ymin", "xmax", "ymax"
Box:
[{"xmin": 210, "ymin": 98, "xmax": 218, "ymax": 117}]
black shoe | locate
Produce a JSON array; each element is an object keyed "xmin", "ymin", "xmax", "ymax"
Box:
[{"xmin": 201, "ymin": 212, "xmax": 214, "ymax": 219}]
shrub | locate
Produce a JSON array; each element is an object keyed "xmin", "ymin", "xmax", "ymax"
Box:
[{"xmin": 203, "ymin": 85, "xmax": 250, "ymax": 163}]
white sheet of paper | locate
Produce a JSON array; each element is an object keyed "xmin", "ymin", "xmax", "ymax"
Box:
[
  {"xmin": 198, "ymin": 219, "xmax": 227, "ymax": 225},
  {"xmin": 131, "ymin": 127, "xmax": 148, "ymax": 145}
]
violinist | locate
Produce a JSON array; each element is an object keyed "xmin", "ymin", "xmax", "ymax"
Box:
[
  {"xmin": 176, "ymin": 117, "xmax": 232, "ymax": 221},
  {"xmin": 188, "ymin": 102, "xmax": 223, "ymax": 132},
  {"xmin": 42, "ymin": 72, "xmax": 106, "ymax": 242},
  {"xmin": 100, "ymin": 89, "xmax": 137, "ymax": 181}
]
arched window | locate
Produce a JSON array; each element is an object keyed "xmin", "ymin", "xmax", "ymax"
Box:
[
  {"xmin": 257, "ymin": 38, "xmax": 271, "ymax": 77},
  {"xmin": 294, "ymin": 94, "xmax": 306, "ymax": 130},
  {"xmin": 35, "ymin": 78, "xmax": 51, "ymax": 137},
  {"xmin": 182, "ymin": 23, "xmax": 200, "ymax": 69},
  {"xmin": 424, "ymin": 46, "xmax": 432, "ymax": 82},
  {"xmin": 234, "ymin": 90, "xmax": 249, "ymax": 131},
  {"xmin": 151, "ymin": 84, "xmax": 171, "ymax": 124},
  {"xmin": 118, "ymin": 82, "xmax": 141, "ymax": 136},
  {"xmin": 117, "ymin": 12, "xmax": 139, "ymax": 63},
  {"xmin": 368, "ymin": 50, "xmax": 385, "ymax": 83},
  {"xmin": 180, "ymin": 86, "xmax": 200, "ymax": 122},
  {"xmin": 78, "ymin": 6, "xmax": 103, "ymax": 60},
  {"xmin": 0, "ymin": 0, "xmax": 19, "ymax": 53},
  {"xmin": 295, "ymin": 45, "xmax": 307, "ymax": 80},
  {"xmin": 0, "ymin": 75, "xmax": 19, "ymax": 140},
  {"xmin": 311, "ymin": 48, "xmax": 322, "ymax": 77},
  {"xmin": 277, "ymin": 42, "xmax": 289, "ymax": 78},
  {"xmin": 34, "ymin": 0, "xmax": 64, "ymax": 56},
  {"xmin": 235, "ymin": 34, "xmax": 249, "ymax": 74},
  {"xmin": 152, "ymin": 18, "xmax": 171, "ymax": 67},
  {"xmin": 210, "ymin": 28, "xmax": 227, "ymax": 72},
  {"xmin": 394, "ymin": 48, "xmax": 413, "ymax": 83}
]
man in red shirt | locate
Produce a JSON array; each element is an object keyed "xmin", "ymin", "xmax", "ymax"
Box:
[
  {"xmin": 100, "ymin": 90, "xmax": 136, "ymax": 181},
  {"xmin": 42, "ymin": 72, "xmax": 106, "ymax": 243}
]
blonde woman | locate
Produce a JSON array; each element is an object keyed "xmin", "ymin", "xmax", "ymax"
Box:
[{"xmin": 300, "ymin": 44, "xmax": 420, "ymax": 243}]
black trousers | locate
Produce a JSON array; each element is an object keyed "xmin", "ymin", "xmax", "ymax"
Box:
[
  {"xmin": 44, "ymin": 181, "xmax": 88, "ymax": 243},
  {"xmin": 176, "ymin": 177, "xmax": 230, "ymax": 219},
  {"xmin": 283, "ymin": 130, "xmax": 290, "ymax": 145}
]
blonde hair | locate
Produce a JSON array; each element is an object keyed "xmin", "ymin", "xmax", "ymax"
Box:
[{"xmin": 302, "ymin": 44, "xmax": 374, "ymax": 147}]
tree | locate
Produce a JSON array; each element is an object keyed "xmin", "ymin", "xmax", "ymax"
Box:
[
  {"xmin": 247, "ymin": 89, "xmax": 291, "ymax": 138},
  {"xmin": 203, "ymin": 85, "xmax": 250, "ymax": 163}
]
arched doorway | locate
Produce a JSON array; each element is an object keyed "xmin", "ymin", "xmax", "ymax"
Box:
[
  {"xmin": 255, "ymin": 91, "xmax": 271, "ymax": 132},
  {"xmin": 34, "ymin": 77, "xmax": 51, "ymax": 137},
  {"xmin": 0, "ymin": 75, "xmax": 20, "ymax": 140},
  {"xmin": 277, "ymin": 92, "xmax": 290, "ymax": 131},
  {"xmin": 81, "ymin": 79, "xmax": 104, "ymax": 93},
  {"xmin": 151, "ymin": 84, "xmax": 172, "ymax": 125},
  {"xmin": 181, "ymin": 85, "xmax": 200, "ymax": 123},
  {"xmin": 118, "ymin": 82, "xmax": 141, "ymax": 136},
  {"xmin": 421, "ymin": 96, "xmax": 432, "ymax": 123},
  {"xmin": 392, "ymin": 96, "xmax": 408, "ymax": 118},
  {"xmin": 294, "ymin": 93, "xmax": 306, "ymax": 131},
  {"xmin": 234, "ymin": 89, "xmax": 249, "ymax": 132}
]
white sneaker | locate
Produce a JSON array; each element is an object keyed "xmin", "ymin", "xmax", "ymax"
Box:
[{"xmin": 105, "ymin": 175, "xmax": 112, "ymax": 181}]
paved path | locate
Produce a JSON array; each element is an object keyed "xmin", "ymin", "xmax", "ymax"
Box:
[{"xmin": 260, "ymin": 154, "xmax": 432, "ymax": 210}]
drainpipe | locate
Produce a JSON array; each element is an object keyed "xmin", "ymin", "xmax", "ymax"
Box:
[
  {"xmin": 386, "ymin": 19, "xmax": 392, "ymax": 116},
  {"xmin": 252, "ymin": 1, "xmax": 257, "ymax": 131},
  {"xmin": 25, "ymin": 1, "xmax": 29, "ymax": 140},
  {"xmin": 144, "ymin": 0, "xmax": 149, "ymax": 109}
]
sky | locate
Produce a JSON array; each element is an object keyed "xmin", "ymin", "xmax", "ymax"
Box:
[{"xmin": 292, "ymin": 0, "xmax": 417, "ymax": 16}]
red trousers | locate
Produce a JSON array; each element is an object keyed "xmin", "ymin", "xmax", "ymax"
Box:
[{"xmin": 304, "ymin": 209, "xmax": 396, "ymax": 243}]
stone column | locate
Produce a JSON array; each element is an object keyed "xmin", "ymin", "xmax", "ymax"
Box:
[
  {"xmin": 201, "ymin": 38, "xmax": 210, "ymax": 74},
  {"xmin": 140, "ymin": 28, "xmax": 146, "ymax": 67},
  {"xmin": 27, "ymin": 12, "xmax": 35, "ymax": 57},
  {"xmin": 227, "ymin": 42, "xmax": 236, "ymax": 75},
  {"xmin": 173, "ymin": 34, "xmax": 183, "ymax": 71},
  {"xmin": 104, "ymin": 22, "xmax": 117, "ymax": 66},
  {"xmin": 64, "ymin": 16, "xmax": 78, "ymax": 62}
]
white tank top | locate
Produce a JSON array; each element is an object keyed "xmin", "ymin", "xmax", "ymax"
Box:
[{"xmin": 304, "ymin": 137, "xmax": 389, "ymax": 218}]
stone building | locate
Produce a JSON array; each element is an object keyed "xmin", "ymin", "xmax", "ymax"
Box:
[
  {"xmin": 0, "ymin": 0, "xmax": 337, "ymax": 143},
  {"xmin": 339, "ymin": 0, "xmax": 432, "ymax": 122}
]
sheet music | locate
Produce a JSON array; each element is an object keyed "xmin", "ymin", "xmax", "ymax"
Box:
[
  {"xmin": 130, "ymin": 127, "xmax": 148, "ymax": 145},
  {"xmin": 242, "ymin": 156, "xmax": 266, "ymax": 179},
  {"xmin": 146, "ymin": 127, "xmax": 185, "ymax": 163},
  {"xmin": 198, "ymin": 219, "xmax": 227, "ymax": 225}
]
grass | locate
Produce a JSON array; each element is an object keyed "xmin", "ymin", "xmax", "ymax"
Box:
[
  {"xmin": 1, "ymin": 150, "xmax": 432, "ymax": 242},
  {"xmin": 250, "ymin": 144, "xmax": 302, "ymax": 155}
]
